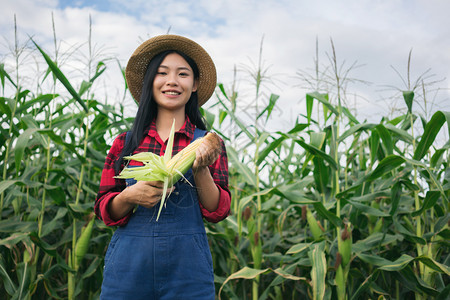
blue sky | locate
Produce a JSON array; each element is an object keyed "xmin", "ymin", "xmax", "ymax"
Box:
[{"xmin": 1, "ymin": 0, "xmax": 449, "ymax": 129}]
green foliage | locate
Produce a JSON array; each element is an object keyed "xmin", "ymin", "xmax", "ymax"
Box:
[
  {"xmin": 1, "ymin": 26, "xmax": 449, "ymax": 300},
  {"xmin": 0, "ymin": 28, "xmax": 132, "ymax": 299},
  {"xmin": 208, "ymin": 41, "xmax": 450, "ymax": 300}
]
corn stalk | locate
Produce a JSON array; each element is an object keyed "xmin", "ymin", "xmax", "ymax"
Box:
[
  {"xmin": 1, "ymin": 19, "xmax": 449, "ymax": 300},
  {"xmin": 0, "ymin": 16, "xmax": 21, "ymax": 220}
]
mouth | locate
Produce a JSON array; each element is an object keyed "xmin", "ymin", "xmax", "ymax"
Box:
[{"xmin": 163, "ymin": 91, "xmax": 181, "ymax": 96}]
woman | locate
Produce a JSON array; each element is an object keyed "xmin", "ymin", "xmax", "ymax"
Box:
[{"xmin": 95, "ymin": 35, "xmax": 231, "ymax": 299}]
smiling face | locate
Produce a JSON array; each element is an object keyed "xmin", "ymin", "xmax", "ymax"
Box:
[{"xmin": 152, "ymin": 52, "xmax": 198, "ymax": 114}]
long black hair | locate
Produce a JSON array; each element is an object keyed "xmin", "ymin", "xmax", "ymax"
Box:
[{"xmin": 114, "ymin": 50, "xmax": 207, "ymax": 174}]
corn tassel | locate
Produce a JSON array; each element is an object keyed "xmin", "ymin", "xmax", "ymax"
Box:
[{"xmin": 115, "ymin": 119, "xmax": 212, "ymax": 221}]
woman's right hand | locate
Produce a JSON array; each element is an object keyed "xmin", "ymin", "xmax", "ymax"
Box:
[
  {"xmin": 121, "ymin": 181, "xmax": 174, "ymax": 209},
  {"xmin": 108, "ymin": 181, "xmax": 174, "ymax": 220}
]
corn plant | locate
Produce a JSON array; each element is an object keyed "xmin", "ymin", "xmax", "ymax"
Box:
[
  {"xmin": 208, "ymin": 40, "xmax": 449, "ymax": 300},
  {"xmin": 1, "ymin": 18, "xmax": 449, "ymax": 300},
  {"xmin": 0, "ymin": 16, "xmax": 132, "ymax": 299}
]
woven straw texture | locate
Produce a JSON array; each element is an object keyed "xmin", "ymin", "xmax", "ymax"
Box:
[{"xmin": 125, "ymin": 35, "xmax": 217, "ymax": 106}]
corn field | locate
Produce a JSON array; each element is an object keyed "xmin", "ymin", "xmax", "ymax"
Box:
[{"xmin": 0, "ymin": 22, "xmax": 449, "ymax": 300}]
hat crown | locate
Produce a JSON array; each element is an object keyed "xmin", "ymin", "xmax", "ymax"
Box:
[{"xmin": 125, "ymin": 34, "xmax": 217, "ymax": 106}]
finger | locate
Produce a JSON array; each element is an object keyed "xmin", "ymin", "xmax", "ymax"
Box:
[
  {"xmin": 196, "ymin": 146, "xmax": 219, "ymax": 168},
  {"xmin": 140, "ymin": 186, "xmax": 175, "ymax": 208},
  {"xmin": 143, "ymin": 180, "xmax": 165, "ymax": 188},
  {"xmin": 204, "ymin": 132, "xmax": 221, "ymax": 152},
  {"xmin": 193, "ymin": 150, "xmax": 205, "ymax": 169},
  {"xmin": 139, "ymin": 191, "xmax": 161, "ymax": 207}
]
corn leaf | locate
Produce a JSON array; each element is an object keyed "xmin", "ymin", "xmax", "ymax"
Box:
[
  {"xmin": 346, "ymin": 199, "xmax": 390, "ymax": 217},
  {"xmin": 376, "ymin": 124, "xmax": 394, "ymax": 155},
  {"xmin": 353, "ymin": 233, "xmax": 401, "ymax": 253},
  {"xmin": 164, "ymin": 119, "xmax": 176, "ymax": 163},
  {"xmin": 218, "ymin": 267, "xmax": 270, "ymax": 299},
  {"xmin": 411, "ymin": 191, "xmax": 440, "ymax": 217},
  {"xmin": 31, "ymin": 39, "xmax": 88, "ymax": 112},
  {"xmin": 414, "ymin": 111, "xmax": 450, "ymax": 160},
  {"xmin": 403, "ymin": 91, "xmax": 414, "ymax": 113},
  {"xmin": 367, "ymin": 155, "xmax": 405, "ymax": 182},
  {"xmin": 0, "ymin": 254, "xmax": 17, "ymax": 296},
  {"xmin": 415, "ymin": 256, "xmax": 450, "ymax": 275},
  {"xmin": 286, "ymin": 242, "xmax": 312, "ymax": 255},
  {"xmin": 227, "ymin": 146, "xmax": 257, "ymax": 186},
  {"xmin": 0, "ymin": 180, "xmax": 17, "ymax": 194},
  {"xmin": 14, "ymin": 128, "xmax": 39, "ymax": 174},
  {"xmin": 307, "ymin": 92, "xmax": 339, "ymax": 116},
  {"xmin": 309, "ymin": 243, "xmax": 327, "ymax": 300},
  {"xmin": 296, "ymin": 138, "xmax": 338, "ymax": 170}
]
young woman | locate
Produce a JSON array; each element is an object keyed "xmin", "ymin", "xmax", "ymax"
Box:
[{"xmin": 95, "ymin": 35, "xmax": 231, "ymax": 299}]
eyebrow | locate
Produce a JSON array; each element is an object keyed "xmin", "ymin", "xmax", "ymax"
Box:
[{"xmin": 158, "ymin": 65, "xmax": 192, "ymax": 72}]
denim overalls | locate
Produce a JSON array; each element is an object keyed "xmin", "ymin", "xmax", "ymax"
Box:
[{"xmin": 100, "ymin": 129, "xmax": 215, "ymax": 300}]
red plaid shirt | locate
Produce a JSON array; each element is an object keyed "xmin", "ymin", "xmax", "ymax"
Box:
[{"xmin": 95, "ymin": 117, "xmax": 230, "ymax": 226}]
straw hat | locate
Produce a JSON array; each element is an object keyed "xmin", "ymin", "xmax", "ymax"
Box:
[{"xmin": 125, "ymin": 34, "xmax": 217, "ymax": 106}]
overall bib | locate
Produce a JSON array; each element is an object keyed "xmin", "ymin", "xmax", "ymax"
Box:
[{"xmin": 100, "ymin": 129, "xmax": 215, "ymax": 300}]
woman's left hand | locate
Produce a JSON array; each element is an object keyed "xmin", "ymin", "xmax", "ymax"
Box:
[{"xmin": 193, "ymin": 132, "xmax": 221, "ymax": 170}]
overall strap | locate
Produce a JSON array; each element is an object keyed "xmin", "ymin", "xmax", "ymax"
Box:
[
  {"xmin": 124, "ymin": 131, "xmax": 135, "ymax": 187},
  {"xmin": 125, "ymin": 130, "xmax": 131, "ymax": 148},
  {"xmin": 193, "ymin": 128, "xmax": 207, "ymax": 142}
]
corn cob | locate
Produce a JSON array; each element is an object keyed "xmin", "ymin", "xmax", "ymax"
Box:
[
  {"xmin": 306, "ymin": 207, "xmax": 323, "ymax": 241},
  {"xmin": 75, "ymin": 214, "xmax": 95, "ymax": 270},
  {"xmin": 117, "ymin": 133, "xmax": 206, "ymax": 185},
  {"xmin": 166, "ymin": 137, "xmax": 205, "ymax": 183},
  {"xmin": 335, "ymin": 264, "xmax": 346, "ymax": 300},
  {"xmin": 338, "ymin": 223, "xmax": 352, "ymax": 267},
  {"xmin": 115, "ymin": 119, "xmax": 216, "ymax": 221},
  {"xmin": 372, "ymin": 217, "xmax": 383, "ymax": 234}
]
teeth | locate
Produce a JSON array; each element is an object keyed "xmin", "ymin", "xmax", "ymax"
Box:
[{"xmin": 164, "ymin": 91, "xmax": 180, "ymax": 95}]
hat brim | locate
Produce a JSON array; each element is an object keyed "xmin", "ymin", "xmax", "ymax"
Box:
[{"xmin": 125, "ymin": 35, "xmax": 217, "ymax": 107}]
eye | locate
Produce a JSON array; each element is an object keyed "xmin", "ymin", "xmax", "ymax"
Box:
[
  {"xmin": 157, "ymin": 71, "xmax": 167, "ymax": 75},
  {"xmin": 179, "ymin": 72, "xmax": 189, "ymax": 77}
]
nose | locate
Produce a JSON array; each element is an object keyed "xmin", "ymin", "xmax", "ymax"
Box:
[{"xmin": 166, "ymin": 72, "xmax": 178, "ymax": 86}]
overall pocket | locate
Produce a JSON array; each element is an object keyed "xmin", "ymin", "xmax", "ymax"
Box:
[
  {"xmin": 192, "ymin": 233, "xmax": 214, "ymax": 271},
  {"xmin": 104, "ymin": 233, "xmax": 120, "ymax": 270}
]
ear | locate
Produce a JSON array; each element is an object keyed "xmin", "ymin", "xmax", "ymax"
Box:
[{"xmin": 192, "ymin": 79, "xmax": 199, "ymax": 92}]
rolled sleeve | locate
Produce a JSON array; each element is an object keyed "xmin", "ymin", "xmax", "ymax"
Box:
[
  {"xmin": 199, "ymin": 184, "xmax": 231, "ymax": 223},
  {"xmin": 97, "ymin": 192, "xmax": 132, "ymax": 226},
  {"xmin": 94, "ymin": 132, "xmax": 131, "ymax": 226}
]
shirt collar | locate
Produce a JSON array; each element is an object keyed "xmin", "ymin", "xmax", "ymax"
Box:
[{"xmin": 147, "ymin": 116, "xmax": 195, "ymax": 140}]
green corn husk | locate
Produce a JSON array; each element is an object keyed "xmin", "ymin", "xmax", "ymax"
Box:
[
  {"xmin": 338, "ymin": 223, "xmax": 352, "ymax": 267},
  {"xmin": 306, "ymin": 208, "xmax": 323, "ymax": 241},
  {"xmin": 335, "ymin": 264, "xmax": 346, "ymax": 300},
  {"xmin": 75, "ymin": 214, "xmax": 95, "ymax": 270},
  {"xmin": 115, "ymin": 119, "xmax": 205, "ymax": 221}
]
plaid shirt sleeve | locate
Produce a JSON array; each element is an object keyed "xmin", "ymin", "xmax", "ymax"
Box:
[
  {"xmin": 198, "ymin": 137, "xmax": 231, "ymax": 223},
  {"xmin": 94, "ymin": 132, "xmax": 132, "ymax": 226}
]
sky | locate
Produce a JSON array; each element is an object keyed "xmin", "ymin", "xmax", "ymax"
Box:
[{"xmin": 1, "ymin": 0, "xmax": 449, "ymax": 131}]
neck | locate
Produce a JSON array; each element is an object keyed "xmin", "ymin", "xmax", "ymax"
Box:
[{"xmin": 155, "ymin": 109, "xmax": 186, "ymax": 142}]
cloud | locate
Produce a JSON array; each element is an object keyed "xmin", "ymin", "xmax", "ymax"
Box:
[{"xmin": 1, "ymin": 0, "xmax": 449, "ymax": 129}]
